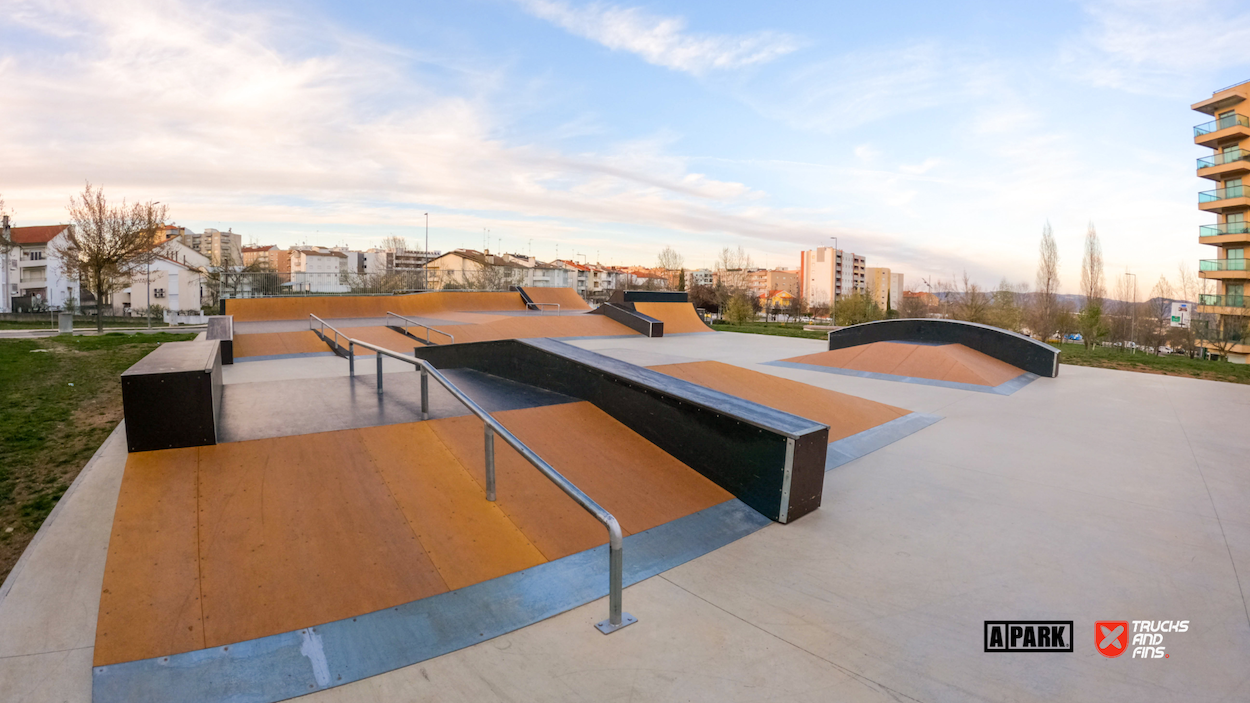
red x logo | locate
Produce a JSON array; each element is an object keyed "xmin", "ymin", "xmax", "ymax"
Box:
[{"xmin": 1096, "ymin": 621, "xmax": 1129, "ymax": 658}]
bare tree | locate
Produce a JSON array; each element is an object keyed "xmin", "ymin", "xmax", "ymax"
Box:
[
  {"xmin": 54, "ymin": 183, "xmax": 167, "ymax": 332},
  {"xmin": 899, "ymin": 287, "xmax": 931, "ymax": 319},
  {"xmin": 714, "ymin": 246, "xmax": 752, "ymax": 293},
  {"xmin": 1079, "ymin": 223, "xmax": 1105, "ymax": 309},
  {"xmin": 1197, "ymin": 315, "xmax": 1248, "ymax": 361},
  {"xmin": 1174, "ymin": 263, "xmax": 1202, "ymax": 356},
  {"xmin": 1141, "ymin": 276, "xmax": 1173, "ymax": 354},
  {"xmin": 1031, "ymin": 222, "xmax": 1060, "ymax": 340},
  {"xmin": 656, "ymin": 246, "xmax": 684, "ymax": 289},
  {"xmin": 987, "ymin": 279, "xmax": 1027, "ymax": 332},
  {"xmin": 379, "ymin": 235, "xmax": 408, "ymax": 252},
  {"xmin": 950, "ymin": 271, "xmax": 990, "ymax": 323}
]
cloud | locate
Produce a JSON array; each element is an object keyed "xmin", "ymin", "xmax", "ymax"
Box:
[
  {"xmin": 1063, "ymin": 0, "xmax": 1250, "ymax": 95},
  {"xmin": 899, "ymin": 158, "xmax": 939, "ymax": 175},
  {"xmin": 517, "ymin": 0, "xmax": 801, "ymax": 75}
]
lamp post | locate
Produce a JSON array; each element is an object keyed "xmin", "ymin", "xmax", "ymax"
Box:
[
  {"xmin": 829, "ymin": 236, "xmax": 838, "ymax": 324},
  {"xmin": 147, "ymin": 202, "xmax": 160, "ymax": 329},
  {"xmin": 423, "ymin": 212, "xmax": 429, "ymax": 291},
  {"xmin": 1126, "ymin": 271, "xmax": 1137, "ymax": 354}
]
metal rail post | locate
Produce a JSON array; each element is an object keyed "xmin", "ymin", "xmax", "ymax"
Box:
[
  {"xmin": 348, "ymin": 341, "xmax": 355, "ymax": 377},
  {"xmin": 376, "ymin": 352, "xmax": 383, "ymax": 395},
  {"xmin": 420, "ymin": 368, "xmax": 429, "ymax": 421},
  {"xmin": 484, "ymin": 425, "xmax": 496, "ymax": 501}
]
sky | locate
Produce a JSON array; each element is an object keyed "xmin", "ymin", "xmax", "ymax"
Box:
[{"xmin": 3, "ymin": 0, "xmax": 1250, "ymax": 294}]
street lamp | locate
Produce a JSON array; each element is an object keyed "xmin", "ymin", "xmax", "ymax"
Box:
[
  {"xmin": 148, "ymin": 201, "xmax": 160, "ymax": 329},
  {"xmin": 1126, "ymin": 271, "xmax": 1137, "ymax": 354},
  {"xmin": 423, "ymin": 213, "xmax": 429, "ymax": 291}
]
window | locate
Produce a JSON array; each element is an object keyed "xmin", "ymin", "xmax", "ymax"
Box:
[{"xmin": 25, "ymin": 249, "xmax": 45, "ymax": 261}]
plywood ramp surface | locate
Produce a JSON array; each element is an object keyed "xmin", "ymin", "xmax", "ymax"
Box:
[
  {"xmin": 435, "ymin": 314, "xmax": 638, "ymax": 344},
  {"xmin": 650, "ymin": 361, "xmax": 910, "ymax": 442},
  {"xmin": 521, "ymin": 287, "xmax": 590, "ymax": 311},
  {"xmin": 340, "ymin": 325, "xmax": 426, "ymax": 355},
  {"xmin": 783, "ymin": 342, "xmax": 1025, "ymax": 387},
  {"xmin": 232, "ymin": 330, "xmax": 329, "ymax": 358},
  {"xmin": 427, "ymin": 402, "xmax": 731, "ymax": 561},
  {"xmin": 96, "ymin": 403, "xmax": 726, "ymax": 666},
  {"xmin": 227, "ymin": 292, "xmax": 528, "ymax": 322},
  {"xmin": 632, "ymin": 302, "xmax": 711, "ymax": 334}
]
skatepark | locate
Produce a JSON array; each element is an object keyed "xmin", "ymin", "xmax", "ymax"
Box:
[{"xmin": 2, "ymin": 288, "xmax": 1248, "ymax": 703}]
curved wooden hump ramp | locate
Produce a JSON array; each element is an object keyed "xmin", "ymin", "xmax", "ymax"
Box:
[
  {"xmin": 603, "ymin": 290, "xmax": 711, "ymax": 335},
  {"xmin": 775, "ymin": 341, "xmax": 1039, "ymax": 395},
  {"xmin": 93, "ymin": 405, "xmax": 769, "ymax": 702},
  {"xmin": 515, "ymin": 286, "xmax": 590, "ymax": 311},
  {"xmin": 827, "ymin": 318, "xmax": 1059, "ymax": 377},
  {"xmin": 648, "ymin": 360, "xmax": 940, "ymax": 470}
]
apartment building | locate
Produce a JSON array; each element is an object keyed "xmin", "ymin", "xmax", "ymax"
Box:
[
  {"xmin": 798, "ymin": 247, "xmax": 865, "ymax": 308},
  {"xmin": 290, "ymin": 246, "xmax": 349, "ymax": 292},
  {"xmin": 744, "ymin": 268, "xmax": 799, "ymax": 298},
  {"xmin": 865, "ymin": 268, "xmax": 904, "ymax": 311},
  {"xmin": 183, "ymin": 228, "xmax": 243, "ymax": 266},
  {"xmin": 241, "ymin": 245, "xmax": 284, "ymax": 271},
  {"xmin": 687, "ymin": 268, "xmax": 714, "ymax": 287},
  {"xmin": 1193, "ymin": 80, "xmax": 1250, "ymax": 362},
  {"xmin": 115, "ymin": 239, "xmax": 212, "ymax": 314},
  {"xmin": 5, "ymin": 224, "xmax": 77, "ymax": 311}
]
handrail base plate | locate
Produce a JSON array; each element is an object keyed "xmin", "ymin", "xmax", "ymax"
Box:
[{"xmin": 595, "ymin": 612, "xmax": 637, "ymax": 635}]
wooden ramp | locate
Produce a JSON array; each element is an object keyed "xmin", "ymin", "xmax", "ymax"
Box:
[
  {"xmin": 649, "ymin": 361, "xmax": 910, "ymax": 442},
  {"xmin": 519, "ymin": 287, "xmax": 590, "ymax": 311},
  {"xmin": 782, "ymin": 342, "xmax": 1026, "ymax": 387},
  {"xmin": 95, "ymin": 402, "xmax": 729, "ymax": 667},
  {"xmin": 227, "ymin": 291, "xmax": 529, "ymax": 322},
  {"xmin": 632, "ymin": 302, "xmax": 711, "ymax": 333},
  {"xmin": 231, "ymin": 330, "xmax": 330, "ymax": 358}
]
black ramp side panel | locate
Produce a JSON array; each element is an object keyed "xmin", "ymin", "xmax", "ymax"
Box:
[
  {"xmin": 121, "ymin": 340, "xmax": 222, "ymax": 452},
  {"xmin": 207, "ymin": 315, "xmax": 234, "ymax": 364},
  {"xmin": 609, "ymin": 290, "xmax": 689, "ymax": 305},
  {"xmin": 591, "ymin": 303, "xmax": 663, "ymax": 337},
  {"xmin": 413, "ymin": 339, "xmax": 827, "ymax": 522},
  {"xmin": 827, "ymin": 318, "xmax": 1061, "ymax": 378}
]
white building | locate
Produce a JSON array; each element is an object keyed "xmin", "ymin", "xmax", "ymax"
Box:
[
  {"xmin": 799, "ymin": 247, "xmax": 866, "ymax": 308},
  {"xmin": 114, "ymin": 240, "xmax": 212, "ymax": 314},
  {"xmin": 688, "ymin": 268, "xmax": 714, "ymax": 287},
  {"xmin": 290, "ymin": 247, "xmax": 349, "ymax": 292},
  {"xmin": 6, "ymin": 224, "xmax": 77, "ymax": 311}
]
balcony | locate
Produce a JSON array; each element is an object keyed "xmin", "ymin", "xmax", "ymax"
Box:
[
  {"xmin": 1198, "ymin": 259, "xmax": 1249, "ymax": 280},
  {"xmin": 1198, "ymin": 293, "xmax": 1248, "ymax": 312},
  {"xmin": 1197, "ymin": 148, "xmax": 1250, "ymax": 179},
  {"xmin": 1198, "ymin": 184, "xmax": 1250, "ymax": 213},
  {"xmin": 1200, "ymin": 222, "xmax": 1250, "ymax": 238},
  {"xmin": 1194, "ymin": 113, "xmax": 1250, "ymax": 146}
]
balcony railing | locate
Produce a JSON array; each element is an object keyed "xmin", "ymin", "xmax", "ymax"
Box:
[
  {"xmin": 1199, "ymin": 259, "xmax": 1249, "ymax": 272},
  {"xmin": 1195, "ymin": 114, "xmax": 1250, "ymax": 136},
  {"xmin": 1200, "ymin": 222, "xmax": 1250, "ymax": 237},
  {"xmin": 1198, "ymin": 149, "xmax": 1250, "ymax": 169},
  {"xmin": 1199, "ymin": 294, "xmax": 1247, "ymax": 308},
  {"xmin": 1199, "ymin": 184, "xmax": 1245, "ymax": 203}
]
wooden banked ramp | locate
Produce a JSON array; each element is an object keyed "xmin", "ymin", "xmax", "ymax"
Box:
[
  {"xmin": 631, "ymin": 301, "xmax": 711, "ymax": 334},
  {"xmin": 225, "ymin": 291, "xmax": 529, "ymax": 322},
  {"xmin": 94, "ymin": 402, "xmax": 730, "ymax": 668},
  {"xmin": 650, "ymin": 361, "xmax": 910, "ymax": 442},
  {"xmin": 783, "ymin": 341, "xmax": 1027, "ymax": 387},
  {"xmin": 518, "ymin": 286, "xmax": 590, "ymax": 311}
]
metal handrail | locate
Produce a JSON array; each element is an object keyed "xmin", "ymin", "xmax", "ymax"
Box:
[
  {"xmin": 345, "ymin": 338, "xmax": 636, "ymax": 634},
  {"xmin": 309, "ymin": 313, "xmax": 350, "ymax": 352},
  {"xmin": 386, "ymin": 311, "xmax": 455, "ymax": 345},
  {"xmin": 526, "ymin": 302, "xmax": 560, "ymax": 314}
]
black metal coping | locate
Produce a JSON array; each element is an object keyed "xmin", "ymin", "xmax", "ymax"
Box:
[
  {"xmin": 827, "ymin": 318, "xmax": 1061, "ymax": 378},
  {"xmin": 120, "ymin": 340, "xmax": 222, "ymax": 452},
  {"xmin": 206, "ymin": 315, "xmax": 234, "ymax": 364},
  {"xmin": 412, "ymin": 338, "xmax": 828, "ymax": 523},
  {"xmin": 609, "ymin": 290, "xmax": 689, "ymax": 304},
  {"xmin": 591, "ymin": 302, "xmax": 664, "ymax": 337},
  {"xmin": 510, "ymin": 286, "xmax": 535, "ymax": 307}
]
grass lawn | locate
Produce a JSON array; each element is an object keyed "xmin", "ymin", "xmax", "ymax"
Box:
[
  {"xmin": 0, "ymin": 332, "xmax": 199, "ymax": 582},
  {"xmin": 710, "ymin": 321, "xmax": 828, "ymax": 340},
  {"xmin": 1058, "ymin": 341, "xmax": 1250, "ymax": 385}
]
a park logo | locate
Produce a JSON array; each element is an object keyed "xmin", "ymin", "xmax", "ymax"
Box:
[
  {"xmin": 984, "ymin": 621, "xmax": 1073, "ymax": 652},
  {"xmin": 1096, "ymin": 621, "xmax": 1129, "ymax": 658}
]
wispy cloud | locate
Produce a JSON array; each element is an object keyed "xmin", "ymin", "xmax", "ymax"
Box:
[
  {"xmin": 517, "ymin": 0, "xmax": 801, "ymax": 75},
  {"xmin": 1063, "ymin": 0, "xmax": 1250, "ymax": 95}
]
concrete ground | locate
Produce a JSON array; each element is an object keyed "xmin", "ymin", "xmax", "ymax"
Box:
[{"xmin": 2, "ymin": 332, "xmax": 1249, "ymax": 702}]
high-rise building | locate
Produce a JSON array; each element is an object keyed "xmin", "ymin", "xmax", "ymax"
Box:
[
  {"xmin": 182, "ymin": 228, "xmax": 243, "ymax": 266},
  {"xmin": 798, "ymin": 247, "xmax": 865, "ymax": 308},
  {"xmin": 1193, "ymin": 81, "xmax": 1250, "ymax": 363}
]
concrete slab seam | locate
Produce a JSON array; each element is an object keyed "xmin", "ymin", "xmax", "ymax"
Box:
[{"xmin": 90, "ymin": 498, "xmax": 771, "ymax": 703}]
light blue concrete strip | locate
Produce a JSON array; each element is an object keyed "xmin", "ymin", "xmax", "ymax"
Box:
[
  {"xmin": 235, "ymin": 351, "xmax": 339, "ymax": 363},
  {"xmin": 92, "ymin": 499, "xmax": 770, "ymax": 703},
  {"xmin": 764, "ymin": 361, "xmax": 1040, "ymax": 396},
  {"xmin": 825, "ymin": 413, "xmax": 942, "ymax": 471}
]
